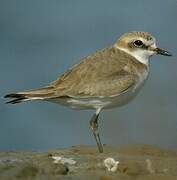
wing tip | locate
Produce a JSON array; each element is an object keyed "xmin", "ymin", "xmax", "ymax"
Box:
[{"xmin": 4, "ymin": 93, "xmax": 27, "ymax": 104}]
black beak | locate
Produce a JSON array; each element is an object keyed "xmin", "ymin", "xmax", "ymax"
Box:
[{"xmin": 155, "ymin": 48, "xmax": 172, "ymax": 56}]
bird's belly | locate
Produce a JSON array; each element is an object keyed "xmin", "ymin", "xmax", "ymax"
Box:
[
  {"xmin": 50, "ymin": 84, "xmax": 144, "ymax": 110},
  {"xmin": 50, "ymin": 70, "xmax": 148, "ymax": 110}
]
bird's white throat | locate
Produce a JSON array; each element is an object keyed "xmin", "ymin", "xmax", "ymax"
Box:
[{"xmin": 116, "ymin": 46, "xmax": 154, "ymax": 66}]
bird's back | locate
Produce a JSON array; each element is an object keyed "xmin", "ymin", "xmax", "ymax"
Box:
[
  {"xmin": 4, "ymin": 46, "xmax": 148, "ymax": 105},
  {"xmin": 50, "ymin": 47, "xmax": 148, "ymax": 98}
]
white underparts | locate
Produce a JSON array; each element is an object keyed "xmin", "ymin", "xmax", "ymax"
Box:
[
  {"xmin": 25, "ymin": 97, "xmax": 44, "ymax": 101},
  {"xmin": 116, "ymin": 46, "xmax": 154, "ymax": 66},
  {"xmin": 96, "ymin": 107, "xmax": 102, "ymax": 115}
]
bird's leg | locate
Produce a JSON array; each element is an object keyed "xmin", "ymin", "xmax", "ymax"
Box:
[{"xmin": 89, "ymin": 108, "xmax": 103, "ymax": 153}]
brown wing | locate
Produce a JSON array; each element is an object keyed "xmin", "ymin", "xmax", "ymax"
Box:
[{"xmin": 49, "ymin": 47, "xmax": 140, "ymax": 98}]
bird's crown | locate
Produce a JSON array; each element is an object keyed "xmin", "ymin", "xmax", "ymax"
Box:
[{"xmin": 115, "ymin": 31, "xmax": 156, "ymax": 49}]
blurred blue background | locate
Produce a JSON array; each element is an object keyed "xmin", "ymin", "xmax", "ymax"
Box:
[{"xmin": 0, "ymin": 0, "xmax": 177, "ymax": 151}]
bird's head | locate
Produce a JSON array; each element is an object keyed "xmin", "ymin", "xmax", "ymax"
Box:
[{"xmin": 114, "ymin": 31, "xmax": 172, "ymax": 65}]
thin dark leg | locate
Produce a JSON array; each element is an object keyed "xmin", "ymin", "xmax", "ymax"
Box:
[{"xmin": 89, "ymin": 109, "xmax": 103, "ymax": 153}]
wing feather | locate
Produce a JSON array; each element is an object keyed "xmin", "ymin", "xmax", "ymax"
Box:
[{"xmin": 50, "ymin": 47, "xmax": 142, "ymax": 98}]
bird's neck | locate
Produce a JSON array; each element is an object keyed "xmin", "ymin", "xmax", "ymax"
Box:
[{"xmin": 115, "ymin": 46, "xmax": 150, "ymax": 66}]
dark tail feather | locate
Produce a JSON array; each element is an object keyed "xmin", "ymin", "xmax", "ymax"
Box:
[
  {"xmin": 4, "ymin": 93, "xmax": 28, "ymax": 104},
  {"xmin": 4, "ymin": 86, "xmax": 55, "ymax": 104}
]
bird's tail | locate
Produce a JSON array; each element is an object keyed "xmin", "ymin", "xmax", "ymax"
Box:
[{"xmin": 4, "ymin": 86, "xmax": 54, "ymax": 104}]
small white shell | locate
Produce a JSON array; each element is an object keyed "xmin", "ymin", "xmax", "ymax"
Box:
[
  {"xmin": 52, "ymin": 156, "xmax": 76, "ymax": 165},
  {"xmin": 104, "ymin": 157, "xmax": 119, "ymax": 172},
  {"xmin": 52, "ymin": 156, "xmax": 62, "ymax": 163},
  {"xmin": 146, "ymin": 159, "xmax": 155, "ymax": 174}
]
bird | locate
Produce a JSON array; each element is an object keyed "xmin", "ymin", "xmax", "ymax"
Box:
[{"xmin": 4, "ymin": 31, "xmax": 172, "ymax": 153}]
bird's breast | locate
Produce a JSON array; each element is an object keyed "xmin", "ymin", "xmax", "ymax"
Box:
[{"xmin": 133, "ymin": 68, "xmax": 149, "ymax": 91}]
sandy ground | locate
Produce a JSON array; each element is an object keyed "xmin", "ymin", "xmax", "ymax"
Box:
[{"xmin": 0, "ymin": 144, "xmax": 177, "ymax": 180}]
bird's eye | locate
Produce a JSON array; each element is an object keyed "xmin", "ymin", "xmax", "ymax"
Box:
[{"xmin": 133, "ymin": 40, "xmax": 143, "ymax": 47}]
